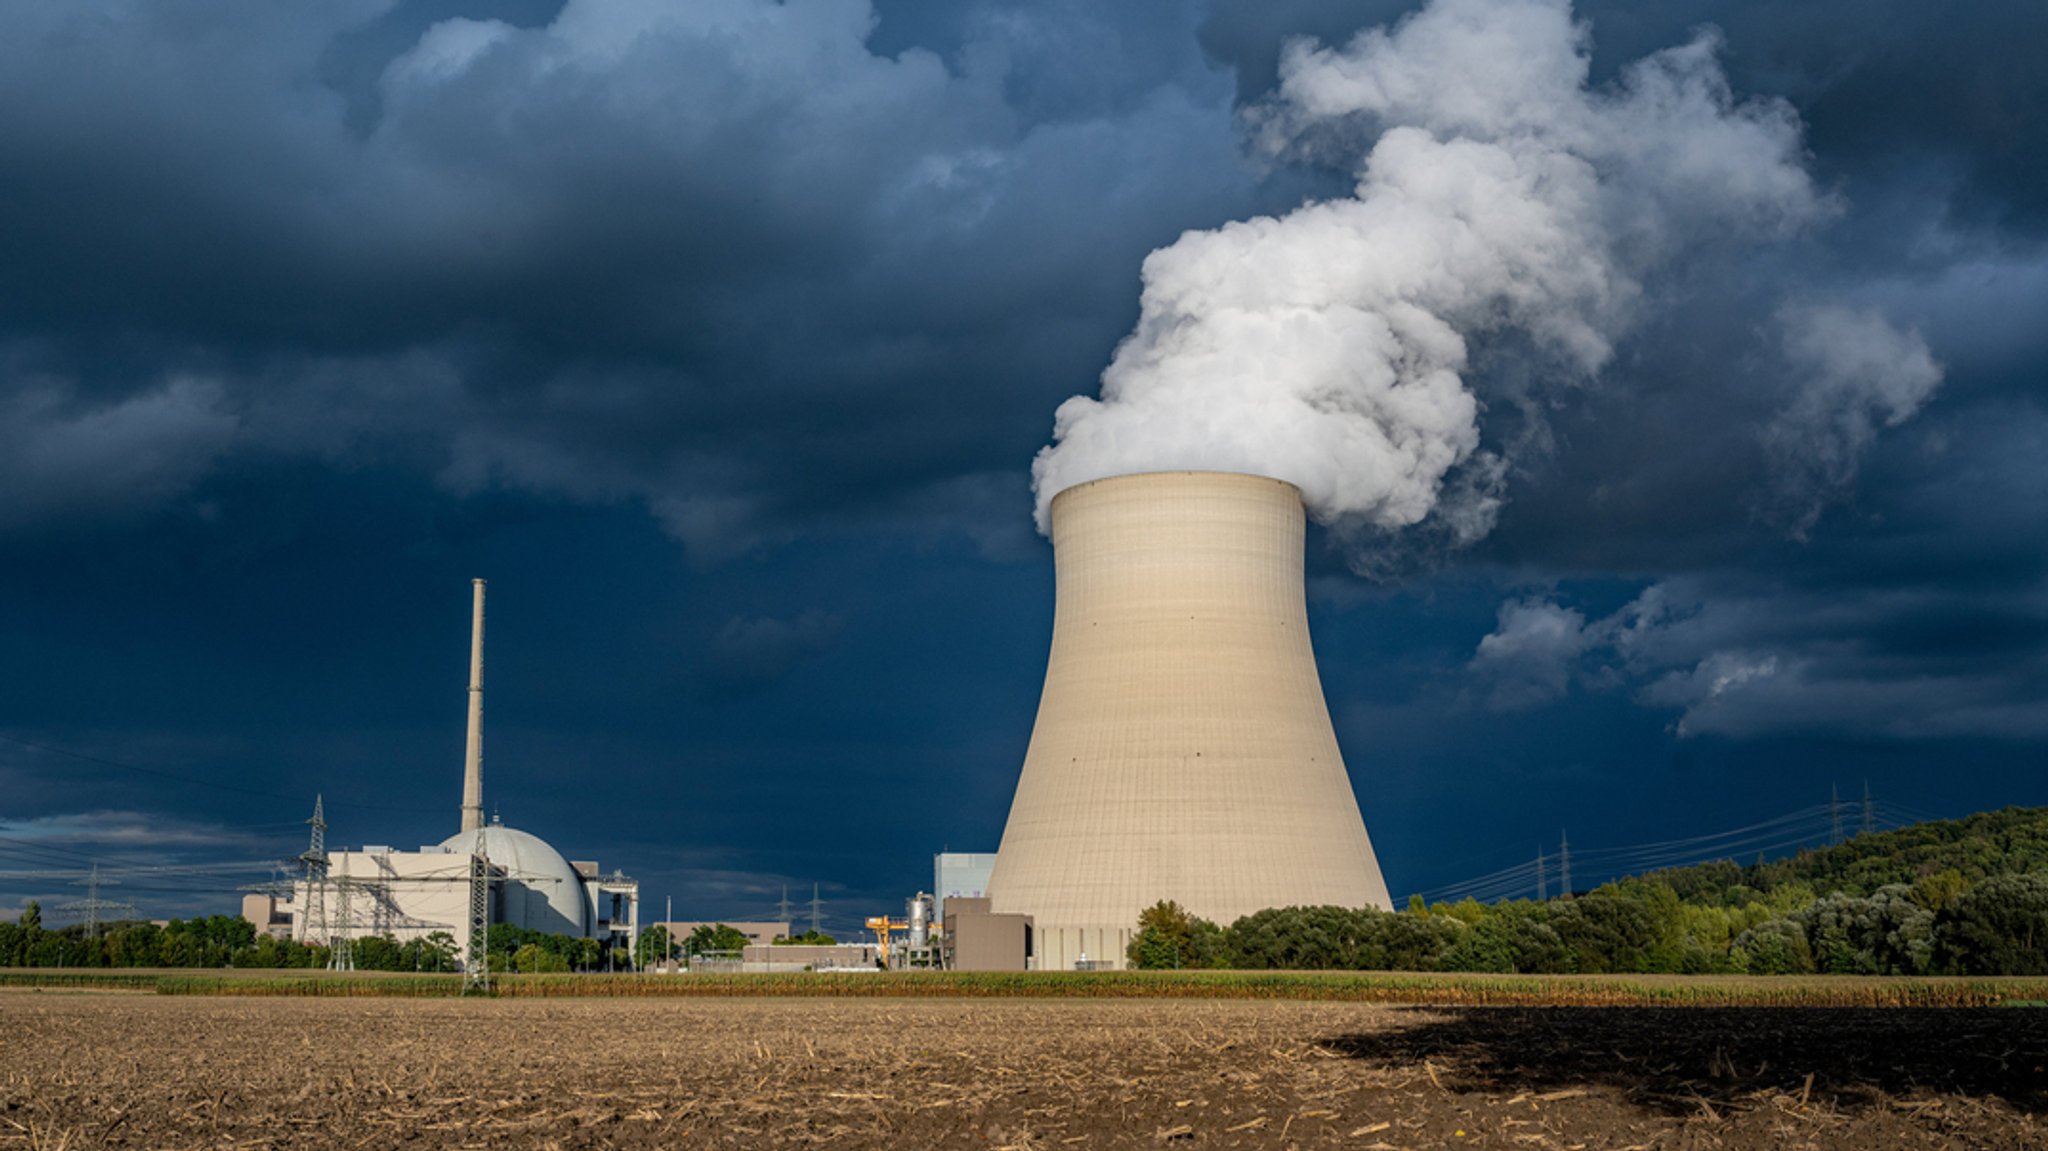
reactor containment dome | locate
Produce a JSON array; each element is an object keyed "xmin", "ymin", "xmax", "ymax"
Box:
[
  {"xmin": 987, "ymin": 470, "xmax": 1392, "ymax": 970},
  {"xmin": 435, "ymin": 822, "xmax": 590, "ymax": 939}
]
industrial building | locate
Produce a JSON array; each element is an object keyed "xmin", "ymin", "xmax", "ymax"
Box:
[
  {"xmin": 986, "ymin": 471, "xmax": 1392, "ymax": 970},
  {"xmin": 259, "ymin": 580, "xmax": 639, "ymax": 966},
  {"xmin": 933, "ymin": 852, "xmax": 996, "ymax": 920},
  {"xmin": 285, "ymin": 825, "xmax": 637, "ymax": 955},
  {"xmin": 939, "ymin": 897, "xmax": 1031, "ymax": 971},
  {"xmin": 703, "ymin": 942, "xmax": 882, "ymax": 973}
]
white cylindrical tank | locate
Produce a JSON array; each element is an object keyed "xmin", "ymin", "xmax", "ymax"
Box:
[
  {"xmin": 908, "ymin": 892, "xmax": 931, "ymax": 948},
  {"xmin": 987, "ymin": 471, "xmax": 1392, "ymax": 971}
]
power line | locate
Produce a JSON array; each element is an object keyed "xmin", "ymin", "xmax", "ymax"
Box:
[
  {"xmin": 1417, "ymin": 798, "xmax": 1910, "ymax": 906},
  {"xmin": 0, "ymin": 861, "xmax": 284, "ymax": 880},
  {"xmin": 1565, "ymin": 805, "xmax": 1836, "ymax": 860}
]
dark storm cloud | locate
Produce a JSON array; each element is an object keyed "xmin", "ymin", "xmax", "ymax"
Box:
[
  {"xmin": 1169, "ymin": 0, "xmax": 2048, "ymax": 747},
  {"xmin": 1200, "ymin": 0, "xmax": 2048, "ymax": 236},
  {"xmin": 2, "ymin": 0, "xmax": 2045, "ymax": 920},
  {"xmin": 1468, "ymin": 399, "xmax": 2048, "ymax": 740},
  {"xmin": 1443, "ymin": 219, "xmax": 2048, "ymax": 742},
  {"xmin": 0, "ymin": 0, "xmax": 1261, "ymax": 550},
  {"xmin": 0, "ymin": 369, "xmax": 236, "ymax": 529},
  {"xmin": 708, "ymin": 610, "xmax": 845, "ymax": 690}
]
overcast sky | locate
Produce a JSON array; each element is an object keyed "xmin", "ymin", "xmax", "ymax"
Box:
[{"xmin": 2, "ymin": 0, "xmax": 2044, "ymax": 931}]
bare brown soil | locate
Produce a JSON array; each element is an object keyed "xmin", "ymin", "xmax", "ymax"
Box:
[{"xmin": 0, "ymin": 993, "xmax": 2042, "ymax": 1149}]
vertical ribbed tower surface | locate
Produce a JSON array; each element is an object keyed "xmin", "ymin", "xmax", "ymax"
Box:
[{"xmin": 988, "ymin": 470, "xmax": 1392, "ymax": 970}]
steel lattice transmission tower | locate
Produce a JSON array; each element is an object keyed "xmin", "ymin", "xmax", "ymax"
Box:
[
  {"xmin": 58, "ymin": 863, "xmax": 135, "ymax": 938},
  {"xmin": 299, "ymin": 796, "xmax": 330, "ymax": 951},
  {"xmin": 327, "ymin": 854, "xmax": 356, "ymax": 972},
  {"xmin": 463, "ymin": 825, "xmax": 492, "ymax": 995},
  {"xmin": 1559, "ymin": 830, "xmax": 1572, "ymax": 897}
]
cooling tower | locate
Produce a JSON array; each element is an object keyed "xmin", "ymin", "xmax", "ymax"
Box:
[{"xmin": 987, "ymin": 471, "xmax": 1391, "ymax": 970}]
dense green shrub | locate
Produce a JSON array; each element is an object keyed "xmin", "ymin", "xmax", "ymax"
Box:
[
  {"xmin": 1732, "ymin": 919, "xmax": 1815, "ymax": 973},
  {"xmin": 1123, "ymin": 807, "xmax": 2048, "ymax": 976},
  {"xmin": 1939, "ymin": 873, "xmax": 2048, "ymax": 975},
  {"xmin": 1125, "ymin": 901, "xmax": 1227, "ymax": 969}
]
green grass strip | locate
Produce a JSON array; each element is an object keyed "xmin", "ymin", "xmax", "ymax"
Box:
[
  {"xmin": 116, "ymin": 969, "xmax": 2048, "ymax": 1006},
  {"xmin": 0, "ymin": 970, "xmax": 163, "ymax": 992}
]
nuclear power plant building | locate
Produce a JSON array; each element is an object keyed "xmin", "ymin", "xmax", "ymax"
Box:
[
  {"xmin": 987, "ymin": 471, "xmax": 1391, "ymax": 970},
  {"xmin": 285, "ymin": 820, "xmax": 639, "ymax": 962},
  {"xmin": 265, "ymin": 581, "xmax": 640, "ymax": 965}
]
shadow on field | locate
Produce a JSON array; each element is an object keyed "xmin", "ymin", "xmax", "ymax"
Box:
[{"xmin": 1320, "ymin": 1007, "xmax": 2048, "ymax": 1115}]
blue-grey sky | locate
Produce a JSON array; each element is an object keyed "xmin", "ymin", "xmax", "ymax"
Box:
[{"xmin": 2, "ymin": 0, "xmax": 2043, "ymax": 933}]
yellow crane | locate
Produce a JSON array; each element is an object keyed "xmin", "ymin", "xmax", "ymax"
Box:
[{"xmin": 864, "ymin": 916, "xmax": 909, "ymax": 968}]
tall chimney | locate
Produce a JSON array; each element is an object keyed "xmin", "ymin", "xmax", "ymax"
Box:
[
  {"xmin": 460, "ymin": 578, "xmax": 486, "ymax": 834},
  {"xmin": 987, "ymin": 471, "xmax": 1391, "ymax": 970}
]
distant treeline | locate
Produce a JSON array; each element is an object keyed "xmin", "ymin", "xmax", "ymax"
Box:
[
  {"xmin": 1129, "ymin": 806, "xmax": 2048, "ymax": 976},
  {"xmin": 0, "ymin": 905, "xmax": 627, "ymax": 973}
]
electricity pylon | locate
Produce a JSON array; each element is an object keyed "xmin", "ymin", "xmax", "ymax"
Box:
[
  {"xmin": 58, "ymin": 864, "xmax": 134, "ymax": 938},
  {"xmin": 463, "ymin": 825, "xmax": 492, "ymax": 995},
  {"xmin": 299, "ymin": 796, "xmax": 329, "ymax": 949}
]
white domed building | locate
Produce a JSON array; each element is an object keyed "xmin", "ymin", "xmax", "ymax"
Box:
[{"xmin": 430, "ymin": 818, "xmax": 637, "ymax": 941}]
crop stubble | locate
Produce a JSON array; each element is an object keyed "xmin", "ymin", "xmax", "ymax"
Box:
[{"xmin": 0, "ymin": 994, "xmax": 2043, "ymax": 1150}]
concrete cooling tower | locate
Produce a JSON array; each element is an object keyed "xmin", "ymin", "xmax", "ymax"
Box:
[{"xmin": 987, "ymin": 470, "xmax": 1392, "ymax": 970}]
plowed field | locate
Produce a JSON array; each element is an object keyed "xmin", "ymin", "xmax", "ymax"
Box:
[{"xmin": 1, "ymin": 994, "xmax": 2042, "ymax": 1149}]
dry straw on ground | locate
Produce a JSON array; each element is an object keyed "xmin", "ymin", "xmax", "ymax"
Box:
[{"xmin": 1, "ymin": 991, "xmax": 2043, "ymax": 1149}]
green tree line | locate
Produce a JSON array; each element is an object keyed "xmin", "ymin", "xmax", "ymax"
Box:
[
  {"xmin": 487, "ymin": 922, "xmax": 629, "ymax": 972},
  {"xmin": 1128, "ymin": 806, "xmax": 2048, "ymax": 976},
  {"xmin": 0, "ymin": 909, "xmax": 333, "ymax": 969},
  {"xmin": 1, "ymin": 904, "xmax": 628, "ymax": 972}
]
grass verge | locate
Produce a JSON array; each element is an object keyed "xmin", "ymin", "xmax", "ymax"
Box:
[
  {"xmin": 0, "ymin": 970, "xmax": 163, "ymax": 992},
  {"xmin": 8, "ymin": 968, "xmax": 2046, "ymax": 1004},
  {"xmin": 124, "ymin": 969, "xmax": 2048, "ymax": 1005}
]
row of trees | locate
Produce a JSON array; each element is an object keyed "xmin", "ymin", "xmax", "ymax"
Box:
[
  {"xmin": 0, "ymin": 909, "xmax": 332, "ymax": 969},
  {"xmin": 1128, "ymin": 807, "xmax": 2048, "ymax": 976},
  {"xmin": 0, "ymin": 903, "xmax": 627, "ymax": 972},
  {"xmin": 483, "ymin": 923, "xmax": 629, "ymax": 973},
  {"xmin": 632, "ymin": 922, "xmax": 744, "ymax": 967},
  {"xmin": 1130, "ymin": 874, "xmax": 2048, "ymax": 976}
]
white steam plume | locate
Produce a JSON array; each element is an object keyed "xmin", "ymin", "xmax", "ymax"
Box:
[{"xmin": 1031, "ymin": 0, "xmax": 1826, "ymax": 537}]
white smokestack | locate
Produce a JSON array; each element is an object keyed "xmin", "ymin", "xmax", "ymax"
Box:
[
  {"xmin": 460, "ymin": 578, "xmax": 486, "ymax": 834},
  {"xmin": 1030, "ymin": 0, "xmax": 1844, "ymax": 545}
]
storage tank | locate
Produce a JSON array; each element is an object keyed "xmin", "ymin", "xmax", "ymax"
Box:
[
  {"xmin": 987, "ymin": 471, "xmax": 1392, "ymax": 970},
  {"xmin": 907, "ymin": 892, "xmax": 931, "ymax": 948}
]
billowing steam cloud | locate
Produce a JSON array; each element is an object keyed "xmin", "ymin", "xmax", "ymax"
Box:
[{"xmin": 1031, "ymin": 0, "xmax": 1891, "ymax": 540}]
